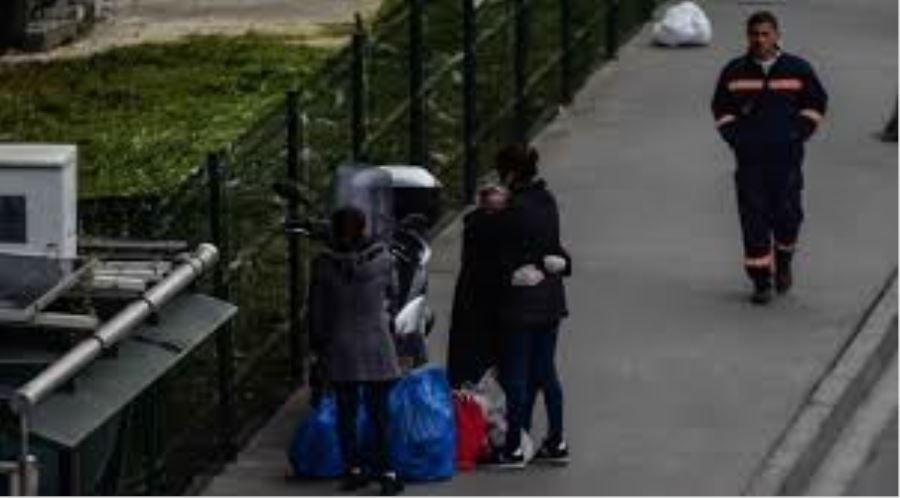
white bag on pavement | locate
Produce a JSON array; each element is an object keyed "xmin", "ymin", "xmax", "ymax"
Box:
[
  {"xmin": 469, "ymin": 367, "xmax": 507, "ymax": 448},
  {"xmin": 652, "ymin": 1, "xmax": 712, "ymax": 47},
  {"xmin": 465, "ymin": 368, "xmax": 537, "ymax": 460}
]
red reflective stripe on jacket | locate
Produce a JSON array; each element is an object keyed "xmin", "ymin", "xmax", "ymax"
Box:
[
  {"xmin": 727, "ymin": 79, "xmax": 765, "ymax": 92},
  {"xmin": 769, "ymin": 78, "xmax": 804, "ymax": 91}
]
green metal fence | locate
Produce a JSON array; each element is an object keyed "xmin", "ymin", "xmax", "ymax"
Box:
[{"xmin": 75, "ymin": 0, "xmax": 661, "ymax": 493}]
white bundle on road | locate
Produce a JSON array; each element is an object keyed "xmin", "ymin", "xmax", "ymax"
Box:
[{"xmin": 652, "ymin": 1, "xmax": 712, "ymax": 47}]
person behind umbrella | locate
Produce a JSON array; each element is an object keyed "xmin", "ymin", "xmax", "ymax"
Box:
[
  {"xmin": 308, "ymin": 206, "xmax": 404, "ymax": 495},
  {"xmin": 446, "ymin": 184, "xmax": 510, "ymax": 388}
]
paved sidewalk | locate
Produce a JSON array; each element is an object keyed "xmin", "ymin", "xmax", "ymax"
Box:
[{"xmin": 202, "ymin": 0, "xmax": 897, "ymax": 494}]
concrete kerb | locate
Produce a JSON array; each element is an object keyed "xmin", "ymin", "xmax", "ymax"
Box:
[{"xmin": 742, "ymin": 270, "xmax": 899, "ymax": 496}]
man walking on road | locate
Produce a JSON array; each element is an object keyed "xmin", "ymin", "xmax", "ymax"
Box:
[{"xmin": 712, "ymin": 11, "xmax": 828, "ymax": 305}]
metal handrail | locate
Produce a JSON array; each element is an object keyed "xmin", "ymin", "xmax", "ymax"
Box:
[
  {"xmin": 4, "ymin": 244, "xmax": 219, "ymax": 495},
  {"xmin": 11, "ymin": 243, "xmax": 219, "ymax": 413}
]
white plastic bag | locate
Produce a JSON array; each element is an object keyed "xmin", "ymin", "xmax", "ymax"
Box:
[
  {"xmin": 652, "ymin": 1, "xmax": 712, "ymax": 47},
  {"xmin": 464, "ymin": 369, "xmax": 537, "ymax": 460},
  {"xmin": 468, "ymin": 367, "xmax": 507, "ymax": 448}
]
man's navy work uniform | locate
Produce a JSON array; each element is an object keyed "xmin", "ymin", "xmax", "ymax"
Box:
[{"xmin": 711, "ymin": 50, "xmax": 828, "ymax": 289}]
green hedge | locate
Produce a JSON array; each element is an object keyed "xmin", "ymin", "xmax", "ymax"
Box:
[{"xmin": 0, "ymin": 35, "xmax": 331, "ymax": 197}]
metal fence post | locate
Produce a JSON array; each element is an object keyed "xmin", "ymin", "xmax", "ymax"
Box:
[
  {"xmin": 605, "ymin": 0, "xmax": 620, "ymax": 60},
  {"xmin": 351, "ymin": 14, "xmax": 367, "ymax": 162},
  {"xmin": 462, "ymin": 0, "xmax": 478, "ymax": 203},
  {"xmin": 409, "ymin": 0, "xmax": 427, "ymax": 168},
  {"xmin": 207, "ymin": 151, "xmax": 236, "ymax": 461},
  {"xmin": 513, "ymin": 0, "xmax": 530, "ymax": 143},
  {"xmin": 286, "ymin": 91, "xmax": 303, "ymax": 384},
  {"xmin": 299, "ymin": 111, "xmax": 311, "ymax": 374},
  {"xmin": 643, "ymin": 0, "xmax": 655, "ymax": 21},
  {"xmin": 560, "ymin": 0, "xmax": 574, "ymax": 105}
]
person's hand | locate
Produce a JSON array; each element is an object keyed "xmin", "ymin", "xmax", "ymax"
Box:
[
  {"xmin": 511, "ymin": 264, "xmax": 545, "ymax": 286},
  {"xmin": 543, "ymin": 255, "xmax": 567, "ymax": 274},
  {"xmin": 718, "ymin": 120, "xmax": 740, "ymax": 148},
  {"xmin": 797, "ymin": 115, "xmax": 817, "ymax": 141}
]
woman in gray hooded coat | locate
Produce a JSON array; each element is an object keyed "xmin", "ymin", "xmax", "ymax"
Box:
[{"xmin": 308, "ymin": 206, "xmax": 403, "ymax": 495}]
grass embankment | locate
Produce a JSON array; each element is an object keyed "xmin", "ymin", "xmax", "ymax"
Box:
[{"xmin": 0, "ymin": 35, "xmax": 331, "ymax": 197}]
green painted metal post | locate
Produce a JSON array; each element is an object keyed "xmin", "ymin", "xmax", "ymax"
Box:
[
  {"xmin": 462, "ymin": 0, "xmax": 478, "ymax": 203},
  {"xmin": 513, "ymin": 0, "xmax": 530, "ymax": 143},
  {"xmin": 560, "ymin": 0, "xmax": 574, "ymax": 104},
  {"xmin": 351, "ymin": 14, "xmax": 367, "ymax": 162},
  {"xmin": 409, "ymin": 0, "xmax": 427, "ymax": 167},
  {"xmin": 642, "ymin": 0, "xmax": 654, "ymax": 21},
  {"xmin": 207, "ymin": 151, "xmax": 236, "ymax": 461},
  {"xmin": 286, "ymin": 91, "xmax": 303, "ymax": 384},
  {"xmin": 606, "ymin": 0, "xmax": 620, "ymax": 60},
  {"xmin": 299, "ymin": 110, "xmax": 311, "ymax": 378}
]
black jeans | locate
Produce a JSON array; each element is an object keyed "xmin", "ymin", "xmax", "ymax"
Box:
[
  {"xmin": 334, "ymin": 381, "xmax": 394, "ymax": 476},
  {"xmin": 500, "ymin": 324, "xmax": 564, "ymax": 453}
]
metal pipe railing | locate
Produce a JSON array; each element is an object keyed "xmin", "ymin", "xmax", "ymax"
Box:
[
  {"xmin": 10, "ymin": 243, "xmax": 219, "ymax": 414},
  {"xmin": 5, "ymin": 243, "xmax": 218, "ymax": 495},
  {"xmin": 0, "ymin": 455, "xmax": 38, "ymax": 496}
]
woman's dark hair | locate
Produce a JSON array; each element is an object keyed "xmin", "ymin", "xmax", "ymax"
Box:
[
  {"xmin": 331, "ymin": 206, "xmax": 367, "ymax": 249},
  {"xmin": 747, "ymin": 10, "xmax": 779, "ymax": 32},
  {"xmin": 495, "ymin": 143, "xmax": 539, "ymax": 182}
]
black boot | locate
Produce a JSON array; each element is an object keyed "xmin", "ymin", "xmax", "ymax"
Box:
[
  {"xmin": 339, "ymin": 468, "xmax": 369, "ymax": 492},
  {"xmin": 378, "ymin": 472, "xmax": 404, "ymax": 496},
  {"xmin": 746, "ymin": 266, "xmax": 773, "ymax": 305},
  {"xmin": 775, "ymin": 249, "xmax": 794, "ymax": 295}
]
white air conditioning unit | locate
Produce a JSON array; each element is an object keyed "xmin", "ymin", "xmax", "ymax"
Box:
[{"xmin": 0, "ymin": 144, "xmax": 77, "ymax": 259}]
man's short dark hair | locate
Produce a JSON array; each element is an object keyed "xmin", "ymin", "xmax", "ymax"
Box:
[{"xmin": 747, "ymin": 11, "xmax": 779, "ymax": 32}]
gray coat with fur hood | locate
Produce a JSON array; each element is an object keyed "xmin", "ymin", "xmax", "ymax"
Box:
[{"xmin": 308, "ymin": 241, "xmax": 402, "ymax": 383}]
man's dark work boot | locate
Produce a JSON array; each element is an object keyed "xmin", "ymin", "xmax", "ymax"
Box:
[
  {"xmin": 775, "ymin": 249, "xmax": 794, "ymax": 295},
  {"xmin": 747, "ymin": 266, "xmax": 773, "ymax": 305}
]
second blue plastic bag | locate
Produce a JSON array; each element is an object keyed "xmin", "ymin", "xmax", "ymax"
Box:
[{"xmin": 388, "ymin": 366, "xmax": 456, "ymax": 482}]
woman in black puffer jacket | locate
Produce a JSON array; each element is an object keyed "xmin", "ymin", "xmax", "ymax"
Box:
[{"xmin": 486, "ymin": 144, "xmax": 572, "ymax": 469}]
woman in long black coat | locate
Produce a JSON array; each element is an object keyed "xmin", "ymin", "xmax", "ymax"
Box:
[{"xmin": 446, "ymin": 186, "xmax": 509, "ymax": 388}]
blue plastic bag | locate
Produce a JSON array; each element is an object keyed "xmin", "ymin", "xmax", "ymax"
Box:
[
  {"xmin": 388, "ymin": 366, "xmax": 456, "ymax": 481},
  {"xmin": 289, "ymin": 368, "xmax": 456, "ymax": 482},
  {"xmin": 288, "ymin": 395, "xmax": 345, "ymax": 478},
  {"xmin": 289, "ymin": 391, "xmax": 372, "ymax": 479}
]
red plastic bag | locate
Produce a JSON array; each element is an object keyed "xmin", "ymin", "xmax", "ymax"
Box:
[{"xmin": 453, "ymin": 391, "xmax": 489, "ymax": 471}]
